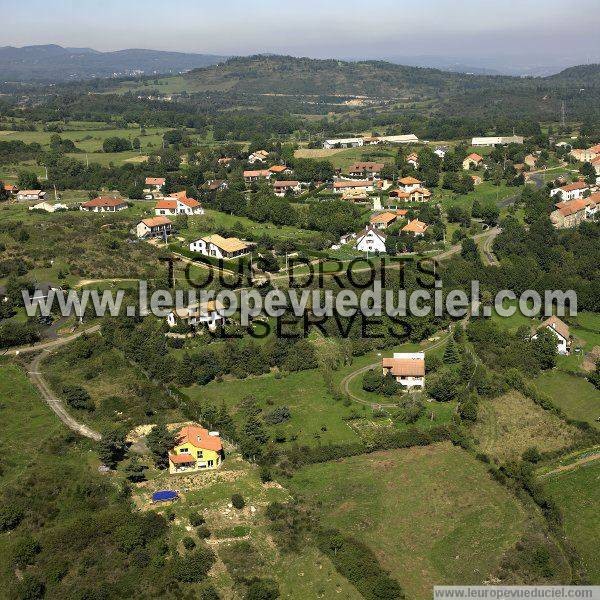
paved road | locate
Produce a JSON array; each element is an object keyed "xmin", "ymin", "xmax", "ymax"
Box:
[
  {"xmin": 27, "ymin": 350, "xmax": 102, "ymax": 441},
  {"xmin": 434, "ymin": 227, "xmax": 501, "ymax": 263},
  {"xmin": 479, "ymin": 229, "xmax": 500, "ymax": 266}
]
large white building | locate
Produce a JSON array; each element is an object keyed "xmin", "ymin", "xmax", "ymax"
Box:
[
  {"xmin": 382, "ymin": 352, "xmax": 425, "ymax": 388},
  {"xmin": 323, "ymin": 137, "xmax": 364, "ymax": 149},
  {"xmin": 472, "ymin": 135, "xmax": 524, "ymax": 146}
]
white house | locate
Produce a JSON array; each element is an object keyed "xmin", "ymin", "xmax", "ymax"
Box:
[
  {"xmin": 189, "ymin": 234, "xmax": 252, "ymax": 259},
  {"xmin": 532, "ymin": 316, "xmax": 571, "ymax": 355},
  {"xmin": 248, "ymin": 150, "xmax": 270, "ymax": 164},
  {"xmin": 145, "ymin": 177, "xmax": 166, "ymax": 193},
  {"xmin": 29, "ymin": 202, "xmax": 67, "ymax": 213},
  {"xmin": 154, "ymin": 193, "xmax": 203, "ymax": 216},
  {"xmin": 323, "ymin": 137, "xmax": 364, "ymax": 149},
  {"xmin": 355, "ymin": 225, "xmax": 387, "ymax": 253},
  {"xmin": 167, "ymin": 300, "xmax": 226, "ymax": 331},
  {"xmin": 17, "ymin": 189, "xmax": 46, "ymax": 202},
  {"xmin": 333, "ymin": 180, "xmax": 374, "ymax": 193},
  {"xmin": 382, "ymin": 352, "xmax": 425, "ymax": 388},
  {"xmin": 136, "ymin": 216, "xmax": 173, "ymax": 239},
  {"xmin": 472, "ymin": 135, "xmax": 524, "ymax": 146},
  {"xmin": 80, "ymin": 197, "xmax": 128, "ymax": 212},
  {"xmin": 273, "ymin": 180, "xmax": 301, "ymax": 196},
  {"xmin": 397, "ymin": 176, "xmax": 423, "ymax": 193},
  {"xmin": 550, "ymin": 181, "xmax": 589, "ymax": 202}
]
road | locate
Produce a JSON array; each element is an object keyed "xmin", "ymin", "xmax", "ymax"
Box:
[
  {"xmin": 27, "ymin": 350, "xmax": 102, "ymax": 441},
  {"xmin": 3, "ymin": 324, "xmax": 101, "ymax": 356},
  {"xmin": 479, "ymin": 229, "xmax": 500, "ymax": 266},
  {"xmin": 339, "ymin": 327, "xmax": 456, "ymax": 408},
  {"xmin": 538, "ymin": 449, "xmax": 600, "ymax": 479},
  {"xmin": 435, "ymin": 227, "xmax": 501, "ymax": 263}
]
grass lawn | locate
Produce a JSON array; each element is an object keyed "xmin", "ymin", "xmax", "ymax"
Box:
[
  {"xmin": 544, "ymin": 461, "xmax": 600, "ymax": 583},
  {"xmin": 438, "ymin": 181, "xmax": 518, "ymax": 211},
  {"xmin": 289, "ymin": 442, "xmax": 528, "ymax": 600},
  {"xmin": 184, "ymin": 368, "xmax": 361, "ymax": 448},
  {"xmin": 534, "ymin": 371, "xmax": 600, "ymax": 430},
  {"xmin": 472, "ymin": 391, "xmax": 581, "ymax": 462}
]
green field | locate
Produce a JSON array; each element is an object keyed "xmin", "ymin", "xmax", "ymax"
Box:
[
  {"xmin": 289, "ymin": 442, "xmax": 528, "ymax": 600},
  {"xmin": 544, "ymin": 461, "xmax": 600, "ymax": 582},
  {"xmin": 185, "ymin": 368, "xmax": 361, "ymax": 448},
  {"xmin": 534, "ymin": 371, "xmax": 600, "ymax": 429}
]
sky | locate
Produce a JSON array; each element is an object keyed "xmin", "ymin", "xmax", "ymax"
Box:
[{"xmin": 3, "ymin": 0, "xmax": 600, "ymax": 71}]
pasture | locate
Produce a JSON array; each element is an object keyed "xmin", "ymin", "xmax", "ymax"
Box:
[{"xmin": 289, "ymin": 442, "xmax": 528, "ymax": 600}]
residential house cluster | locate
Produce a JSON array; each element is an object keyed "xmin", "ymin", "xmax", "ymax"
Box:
[{"xmin": 550, "ymin": 193, "xmax": 598, "ymax": 229}]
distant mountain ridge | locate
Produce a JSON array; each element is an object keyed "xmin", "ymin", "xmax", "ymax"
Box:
[{"xmin": 0, "ymin": 44, "xmax": 228, "ymax": 82}]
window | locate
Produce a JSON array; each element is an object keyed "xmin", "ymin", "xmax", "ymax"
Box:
[
  {"xmin": 207, "ymin": 460, "xmax": 214, "ymax": 467},
  {"xmin": 197, "ymin": 451, "xmax": 203, "ymax": 458}
]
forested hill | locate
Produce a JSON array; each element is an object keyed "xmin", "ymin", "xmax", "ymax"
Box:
[
  {"xmin": 0, "ymin": 44, "xmax": 227, "ymax": 82},
  {"xmin": 547, "ymin": 64, "xmax": 600, "ymax": 85},
  {"xmin": 182, "ymin": 54, "xmax": 515, "ymax": 97}
]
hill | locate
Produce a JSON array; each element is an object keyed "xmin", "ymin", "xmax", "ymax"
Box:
[
  {"xmin": 547, "ymin": 63, "xmax": 600, "ymax": 85},
  {"xmin": 0, "ymin": 44, "xmax": 227, "ymax": 82},
  {"xmin": 180, "ymin": 54, "xmax": 507, "ymax": 98}
]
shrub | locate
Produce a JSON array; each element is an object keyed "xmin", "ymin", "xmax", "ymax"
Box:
[
  {"xmin": 0, "ymin": 504, "xmax": 24, "ymax": 533},
  {"xmin": 171, "ymin": 547, "xmax": 215, "ymax": 583},
  {"xmin": 182, "ymin": 536, "xmax": 196, "ymax": 550},
  {"xmin": 189, "ymin": 511, "xmax": 206, "ymax": 527},
  {"xmin": 197, "ymin": 525, "xmax": 211, "ymax": 539},
  {"xmin": 263, "ymin": 406, "xmax": 291, "ymax": 425},
  {"xmin": 62, "ymin": 385, "xmax": 94, "ymax": 411},
  {"xmin": 231, "ymin": 494, "xmax": 245, "ymax": 510}
]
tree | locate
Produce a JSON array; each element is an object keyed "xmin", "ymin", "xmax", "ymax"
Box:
[
  {"xmin": 171, "ymin": 547, "xmax": 215, "ymax": 583},
  {"xmin": 124, "ymin": 455, "xmax": 147, "ymax": 482},
  {"xmin": 62, "ymin": 385, "xmax": 93, "ymax": 411},
  {"xmin": 231, "ymin": 494, "xmax": 245, "ymax": 509},
  {"xmin": 532, "ymin": 330, "xmax": 558, "ymax": 370},
  {"xmin": 522, "ymin": 447, "xmax": 542, "ymax": 464},
  {"xmin": 146, "ymin": 424, "xmax": 176, "ymax": 469},
  {"xmin": 443, "ymin": 340, "xmax": 461, "ymax": 364},
  {"xmin": 102, "ymin": 137, "xmax": 132, "ymax": 153},
  {"xmin": 580, "ymin": 161, "xmax": 596, "ymax": 185},
  {"xmin": 460, "ymin": 238, "xmax": 480, "ymax": 262},
  {"xmin": 98, "ymin": 429, "xmax": 127, "ymax": 469},
  {"xmin": 17, "ymin": 170, "xmax": 40, "ymax": 190},
  {"xmin": 245, "ymin": 579, "xmax": 280, "ymax": 600}
]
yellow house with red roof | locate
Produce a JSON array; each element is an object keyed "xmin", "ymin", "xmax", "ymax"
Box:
[{"xmin": 168, "ymin": 425, "xmax": 224, "ymax": 474}]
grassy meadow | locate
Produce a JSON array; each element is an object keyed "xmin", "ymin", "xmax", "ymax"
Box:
[{"xmin": 289, "ymin": 442, "xmax": 529, "ymax": 600}]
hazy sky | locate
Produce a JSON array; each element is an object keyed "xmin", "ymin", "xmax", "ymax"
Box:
[{"xmin": 3, "ymin": 0, "xmax": 600, "ymax": 66}]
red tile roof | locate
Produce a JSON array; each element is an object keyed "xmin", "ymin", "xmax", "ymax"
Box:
[
  {"xmin": 175, "ymin": 425, "xmax": 222, "ymax": 452},
  {"xmin": 169, "ymin": 453, "xmax": 196, "ymax": 464},
  {"xmin": 382, "ymin": 357, "xmax": 425, "ymax": 377},
  {"xmin": 141, "ymin": 216, "xmax": 172, "ymax": 227},
  {"xmin": 145, "ymin": 177, "xmax": 165, "ymax": 186}
]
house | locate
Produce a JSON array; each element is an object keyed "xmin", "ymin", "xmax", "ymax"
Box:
[
  {"xmin": 167, "ymin": 299, "xmax": 226, "ymax": 331},
  {"xmin": 244, "ymin": 169, "xmax": 272, "ymax": 183},
  {"xmin": 532, "ymin": 316, "xmax": 570, "ymax": 355},
  {"xmin": 370, "ymin": 212, "xmax": 399, "ymax": 230},
  {"xmin": 323, "ymin": 137, "xmax": 364, "ymax": 149},
  {"xmin": 145, "ymin": 177, "xmax": 166, "ymax": 192},
  {"xmin": 154, "ymin": 193, "xmax": 203, "ymax": 216},
  {"xmin": 273, "ymin": 180, "xmax": 301, "ymax": 197},
  {"xmin": 29, "ymin": 202, "xmax": 67, "ymax": 213},
  {"xmin": 389, "ymin": 186, "xmax": 431, "ymax": 202},
  {"xmin": 406, "ymin": 153, "xmax": 419, "ymax": 168},
  {"xmin": 434, "ymin": 146, "xmax": 448, "ymax": 158},
  {"xmin": 16, "ymin": 189, "xmax": 45, "ymax": 202},
  {"xmin": 248, "ymin": 150, "xmax": 270, "ymax": 164},
  {"xmin": 397, "ymin": 176, "xmax": 423, "ymax": 193},
  {"xmin": 347, "ymin": 162, "xmax": 385, "ymax": 178},
  {"xmin": 269, "ymin": 165, "xmax": 292, "ymax": 175},
  {"xmin": 402, "ymin": 219, "xmax": 428, "ymax": 236},
  {"xmin": 550, "ymin": 181, "xmax": 589, "ymax": 202},
  {"xmin": 168, "ymin": 424, "xmax": 223, "ymax": 474},
  {"xmin": 591, "ymin": 156, "xmax": 600, "ymax": 179},
  {"xmin": 355, "ymin": 225, "xmax": 387, "ymax": 253},
  {"xmin": 217, "ymin": 157, "xmax": 233, "ymax": 166},
  {"xmin": 463, "ymin": 153, "xmax": 484, "ymax": 170},
  {"xmin": 382, "ymin": 352, "xmax": 425, "ymax": 388},
  {"xmin": 471, "ymin": 135, "xmax": 524, "ymax": 146},
  {"xmin": 136, "ymin": 216, "xmax": 173, "ymax": 239},
  {"xmin": 3, "ymin": 184, "xmax": 18, "ymax": 195},
  {"xmin": 333, "ymin": 180, "xmax": 374, "ymax": 193},
  {"xmin": 190, "ymin": 234, "xmax": 252, "ymax": 259},
  {"xmin": 204, "ymin": 179, "xmax": 229, "ymax": 192},
  {"xmin": 80, "ymin": 196, "xmax": 128, "ymax": 212},
  {"xmin": 342, "ymin": 189, "xmax": 370, "ymax": 203},
  {"xmin": 569, "ymin": 148, "xmax": 597, "ymax": 163},
  {"xmin": 550, "ymin": 197, "xmax": 597, "ymax": 229}
]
